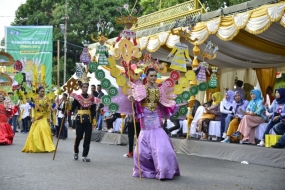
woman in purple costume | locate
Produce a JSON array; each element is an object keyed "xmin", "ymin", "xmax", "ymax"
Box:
[{"xmin": 129, "ymin": 68, "xmax": 180, "ymax": 180}]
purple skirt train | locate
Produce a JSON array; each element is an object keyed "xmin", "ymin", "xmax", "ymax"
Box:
[{"xmin": 133, "ymin": 108, "xmax": 180, "ymax": 180}]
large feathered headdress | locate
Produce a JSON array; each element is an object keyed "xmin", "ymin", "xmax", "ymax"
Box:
[
  {"xmin": 76, "ymin": 63, "xmax": 90, "ymax": 84},
  {"xmin": 91, "ymin": 16, "xmax": 114, "ymax": 42}
]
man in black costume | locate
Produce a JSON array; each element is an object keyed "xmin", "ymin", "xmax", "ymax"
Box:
[{"xmin": 71, "ymin": 72, "xmax": 97, "ymax": 162}]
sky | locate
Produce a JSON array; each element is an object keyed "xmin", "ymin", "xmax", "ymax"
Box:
[{"xmin": 0, "ymin": 0, "xmax": 26, "ymax": 40}]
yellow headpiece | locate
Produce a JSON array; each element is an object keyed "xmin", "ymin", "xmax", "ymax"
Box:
[
  {"xmin": 115, "ymin": 15, "xmax": 138, "ymax": 25},
  {"xmin": 171, "ymin": 28, "xmax": 197, "ymax": 43},
  {"xmin": 137, "ymin": 53, "xmax": 167, "ymax": 74},
  {"xmin": 77, "ymin": 72, "xmax": 90, "ymax": 84},
  {"xmin": 91, "ymin": 34, "xmax": 108, "ymax": 42}
]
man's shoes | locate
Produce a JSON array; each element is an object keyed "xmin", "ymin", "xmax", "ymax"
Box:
[
  {"xmin": 231, "ymin": 131, "xmax": 241, "ymax": 138},
  {"xmin": 257, "ymin": 140, "xmax": 265, "ymax": 147},
  {"xmin": 82, "ymin": 157, "xmax": 91, "ymax": 162},
  {"xmin": 108, "ymin": 129, "xmax": 114, "ymax": 133},
  {"xmin": 73, "ymin": 153, "xmax": 78, "ymax": 160},
  {"xmin": 123, "ymin": 152, "xmax": 133, "ymax": 158},
  {"xmin": 271, "ymin": 143, "xmax": 285, "ymax": 148}
]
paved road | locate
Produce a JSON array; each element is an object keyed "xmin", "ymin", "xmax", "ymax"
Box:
[{"xmin": 1, "ymin": 129, "xmax": 284, "ymax": 190}]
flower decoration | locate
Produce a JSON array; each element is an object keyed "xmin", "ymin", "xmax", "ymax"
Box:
[{"xmin": 123, "ymin": 4, "xmax": 130, "ymax": 12}]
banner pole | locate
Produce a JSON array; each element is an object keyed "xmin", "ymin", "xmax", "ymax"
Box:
[{"xmin": 57, "ymin": 40, "xmax": 60, "ymax": 87}]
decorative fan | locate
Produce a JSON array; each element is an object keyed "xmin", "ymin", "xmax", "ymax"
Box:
[
  {"xmin": 199, "ymin": 82, "xmax": 208, "ymax": 91},
  {"xmin": 95, "ymin": 69, "xmax": 105, "ymax": 80},
  {"xmin": 109, "ymin": 103, "xmax": 119, "ymax": 112},
  {"xmin": 178, "ymin": 105, "xmax": 188, "ymax": 115},
  {"xmin": 101, "ymin": 78, "xmax": 111, "ymax": 89},
  {"xmin": 101, "ymin": 95, "xmax": 112, "ymax": 105},
  {"xmin": 108, "ymin": 87, "xmax": 118, "ymax": 97},
  {"xmin": 190, "ymin": 86, "xmax": 199, "ymax": 95},
  {"xmin": 181, "ymin": 91, "xmax": 191, "ymax": 100},
  {"xmin": 88, "ymin": 62, "xmax": 98, "ymax": 72}
]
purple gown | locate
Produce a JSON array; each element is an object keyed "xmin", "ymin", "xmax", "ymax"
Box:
[{"xmin": 132, "ymin": 85, "xmax": 180, "ymax": 180}]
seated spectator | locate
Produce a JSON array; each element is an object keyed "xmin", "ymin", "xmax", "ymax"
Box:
[
  {"xmin": 112, "ymin": 113, "xmax": 122, "ymax": 133},
  {"xmin": 197, "ymin": 92, "xmax": 223, "ymax": 140},
  {"xmin": 104, "ymin": 113, "xmax": 114, "ymax": 133},
  {"xmin": 234, "ymin": 80, "xmax": 246, "ymax": 101},
  {"xmin": 271, "ymin": 132, "xmax": 285, "ymax": 148},
  {"xmin": 258, "ymin": 88, "xmax": 285, "ymax": 146},
  {"xmin": 189, "ymin": 99, "xmax": 213, "ymax": 137},
  {"xmin": 266, "ymin": 86, "xmax": 275, "ymax": 105},
  {"xmin": 221, "ymin": 91, "xmax": 249, "ymax": 143},
  {"xmin": 191, "ymin": 99, "xmax": 201, "ymax": 118},
  {"xmin": 231, "ymin": 89, "xmax": 266, "ymax": 144},
  {"xmin": 220, "ymin": 90, "xmax": 235, "ymax": 138},
  {"xmin": 165, "ymin": 118, "xmax": 183, "ymax": 136}
]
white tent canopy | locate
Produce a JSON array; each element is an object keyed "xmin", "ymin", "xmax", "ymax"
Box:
[{"xmin": 62, "ymin": 65, "xmax": 118, "ymax": 95}]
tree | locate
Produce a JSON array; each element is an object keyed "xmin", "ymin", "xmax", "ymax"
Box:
[
  {"xmin": 140, "ymin": 0, "xmax": 186, "ymax": 15},
  {"xmin": 12, "ymin": 0, "xmax": 125, "ymax": 86},
  {"xmin": 197, "ymin": 0, "xmax": 250, "ymax": 12},
  {"xmin": 140, "ymin": 0, "xmax": 251, "ymax": 15}
]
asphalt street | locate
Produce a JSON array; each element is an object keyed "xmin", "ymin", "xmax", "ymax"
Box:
[{"xmin": 1, "ymin": 129, "xmax": 284, "ymax": 190}]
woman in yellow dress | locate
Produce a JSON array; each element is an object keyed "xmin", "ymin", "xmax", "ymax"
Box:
[{"xmin": 22, "ymin": 87, "xmax": 55, "ymax": 153}]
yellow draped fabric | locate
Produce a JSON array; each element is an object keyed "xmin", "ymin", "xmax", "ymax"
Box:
[
  {"xmin": 22, "ymin": 96, "xmax": 55, "ymax": 153},
  {"xmin": 255, "ymin": 68, "xmax": 276, "ymax": 99},
  {"xmin": 233, "ymin": 30, "xmax": 285, "ymax": 55},
  {"xmin": 135, "ymin": 1, "xmax": 285, "ymax": 49}
]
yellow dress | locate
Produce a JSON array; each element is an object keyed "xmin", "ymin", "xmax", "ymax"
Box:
[
  {"xmin": 22, "ymin": 96, "xmax": 55, "ymax": 153},
  {"xmin": 168, "ymin": 42, "xmax": 192, "ymax": 72}
]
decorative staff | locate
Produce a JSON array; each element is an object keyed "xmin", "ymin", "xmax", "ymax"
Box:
[
  {"xmin": 52, "ymin": 77, "xmax": 79, "ymax": 160},
  {"xmin": 114, "ymin": 3, "xmax": 142, "ymax": 180}
]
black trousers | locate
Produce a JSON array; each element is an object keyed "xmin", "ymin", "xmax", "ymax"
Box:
[
  {"xmin": 127, "ymin": 121, "xmax": 140, "ymax": 153},
  {"xmin": 57, "ymin": 117, "xmax": 67, "ymax": 139},
  {"xmin": 168, "ymin": 119, "xmax": 181, "ymax": 134},
  {"xmin": 74, "ymin": 122, "xmax": 92, "ymax": 157}
]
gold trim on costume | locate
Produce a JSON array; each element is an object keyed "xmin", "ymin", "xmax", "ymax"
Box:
[{"xmin": 77, "ymin": 110, "xmax": 91, "ymax": 115}]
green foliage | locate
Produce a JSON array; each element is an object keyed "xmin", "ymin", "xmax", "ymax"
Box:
[
  {"xmin": 140, "ymin": 0, "xmax": 186, "ymax": 15},
  {"xmin": 274, "ymin": 74, "xmax": 285, "ymax": 90},
  {"xmin": 139, "ymin": 0, "xmax": 251, "ymax": 15},
  {"xmin": 13, "ymin": 0, "xmax": 126, "ymax": 86},
  {"xmin": 201, "ymin": 0, "xmax": 249, "ymax": 12}
]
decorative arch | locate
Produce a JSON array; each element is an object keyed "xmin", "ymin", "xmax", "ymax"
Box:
[
  {"xmin": 0, "ymin": 51, "xmax": 15, "ymax": 66},
  {"xmin": 0, "ymin": 73, "xmax": 13, "ymax": 86}
]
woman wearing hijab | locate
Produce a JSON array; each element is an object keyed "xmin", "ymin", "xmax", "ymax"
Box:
[
  {"xmin": 221, "ymin": 91, "xmax": 249, "ymax": 143},
  {"xmin": 220, "ymin": 90, "xmax": 235, "ymax": 138},
  {"xmin": 197, "ymin": 92, "xmax": 223, "ymax": 140},
  {"xmin": 257, "ymin": 88, "xmax": 285, "ymax": 146},
  {"xmin": 231, "ymin": 89, "xmax": 266, "ymax": 144}
]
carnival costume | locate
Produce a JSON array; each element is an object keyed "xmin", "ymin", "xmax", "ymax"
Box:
[
  {"xmin": 0, "ymin": 97, "xmax": 15, "ymax": 145},
  {"xmin": 168, "ymin": 27, "xmax": 196, "ymax": 72},
  {"xmin": 95, "ymin": 45, "xmax": 109, "ymax": 65},
  {"xmin": 91, "ymin": 18, "xmax": 114, "ymax": 65},
  {"xmin": 129, "ymin": 81, "xmax": 180, "ymax": 180},
  {"xmin": 71, "ymin": 64, "xmax": 97, "ymax": 161},
  {"xmin": 22, "ymin": 96, "xmax": 55, "ymax": 152},
  {"xmin": 168, "ymin": 42, "xmax": 192, "ymax": 72}
]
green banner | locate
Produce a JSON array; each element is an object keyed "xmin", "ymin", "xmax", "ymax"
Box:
[{"xmin": 5, "ymin": 26, "xmax": 53, "ymax": 87}]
